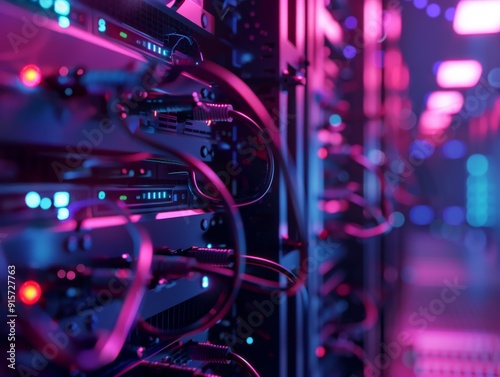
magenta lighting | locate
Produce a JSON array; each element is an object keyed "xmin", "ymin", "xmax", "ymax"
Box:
[
  {"xmin": 426, "ymin": 91, "xmax": 464, "ymax": 114},
  {"xmin": 454, "ymin": 0, "xmax": 500, "ymax": 35},
  {"xmin": 436, "ymin": 60, "xmax": 482, "ymax": 88}
]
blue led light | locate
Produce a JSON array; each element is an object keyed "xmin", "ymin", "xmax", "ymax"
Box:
[
  {"xmin": 40, "ymin": 197, "xmax": 52, "ymax": 210},
  {"xmin": 410, "ymin": 140, "xmax": 434, "ymax": 159},
  {"xmin": 443, "ymin": 206, "xmax": 465, "ymax": 225},
  {"xmin": 201, "ymin": 276, "xmax": 209, "ymax": 289},
  {"xmin": 98, "ymin": 191, "xmax": 106, "ymax": 200},
  {"xmin": 467, "ymin": 154, "xmax": 488, "ymax": 176},
  {"xmin": 54, "ymin": 191, "xmax": 70, "ymax": 208},
  {"xmin": 409, "ymin": 205, "xmax": 434, "ymax": 225},
  {"xmin": 343, "ymin": 45, "xmax": 356, "ymax": 59},
  {"xmin": 147, "ymin": 42, "xmax": 151, "ymax": 50},
  {"xmin": 98, "ymin": 18, "xmax": 106, "ymax": 33},
  {"xmin": 54, "ymin": 0, "xmax": 70, "ymax": 16},
  {"xmin": 39, "ymin": 0, "xmax": 53, "ymax": 9},
  {"xmin": 153, "ymin": 192, "xmax": 156, "ymax": 199},
  {"xmin": 467, "ymin": 175, "xmax": 491, "ymax": 227},
  {"xmin": 207, "ymin": 243, "xmax": 213, "ymax": 248},
  {"xmin": 442, "ymin": 140, "xmax": 466, "ymax": 159},
  {"xmin": 147, "ymin": 192, "xmax": 151, "ymax": 199},
  {"xmin": 414, "ymin": 0, "xmax": 428, "ymax": 9},
  {"xmin": 58, "ymin": 16, "xmax": 70, "ymax": 28},
  {"xmin": 426, "ymin": 3, "xmax": 440, "ymax": 18},
  {"xmin": 329, "ymin": 114, "xmax": 342, "ymax": 127},
  {"xmin": 57, "ymin": 208, "xmax": 70, "ymax": 221},
  {"xmin": 344, "ymin": 16, "xmax": 358, "ymax": 30},
  {"xmin": 25, "ymin": 192, "xmax": 41, "ymax": 209},
  {"xmin": 388, "ymin": 211, "xmax": 405, "ymax": 228},
  {"xmin": 444, "ymin": 7, "xmax": 455, "ymax": 21},
  {"xmin": 246, "ymin": 337, "xmax": 254, "ymax": 345}
]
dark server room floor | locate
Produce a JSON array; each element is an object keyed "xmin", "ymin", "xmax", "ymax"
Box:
[{"xmin": 1, "ymin": 0, "xmax": 500, "ymax": 376}]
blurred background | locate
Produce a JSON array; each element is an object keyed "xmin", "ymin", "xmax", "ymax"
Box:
[{"xmin": 1, "ymin": 0, "xmax": 500, "ymax": 376}]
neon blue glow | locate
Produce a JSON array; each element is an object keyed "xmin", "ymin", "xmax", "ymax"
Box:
[
  {"xmin": 343, "ymin": 45, "xmax": 356, "ymax": 59},
  {"xmin": 246, "ymin": 337, "xmax": 254, "ymax": 345},
  {"xmin": 40, "ymin": 197, "xmax": 52, "ymax": 210},
  {"xmin": 426, "ymin": 4, "xmax": 440, "ymax": 17},
  {"xmin": 54, "ymin": 0, "xmax": 70, "ymax": 15},
  {"xmin": 201, "ymin": 276, "xmax": 209, "ymax": 289},
  {"xmin": 329, "ymin": 114, "xmax": 342, "ymax": 127},
  {"xmin": 444, "ymin": 7, "xmax": 455, "ymax": 21},
  {"xmin": 467, "ymin": 154, "xmax": 488, "ymax": 176},
  {"xmin": 39, "ymin": 0, "xmax": 53, "ymax": 9},
  {"xmin": 147, "ymin": 192, "xmax": 151, "ymax": 199},
  {"xmin": 443, "ymin": 206, "xmax": 465, "ymax": 225},
  {"xmin": 467, "ymin": 175, "xmax": 491, "ymax": 227},
  {"xmin": 158, "ymin": 47, "xmax": 162, "ymax": 54},
  {"xmin": 344, "ymin": 16, "xmax": 358, "ymax": 30},
  {"xmin": 25, "ymin": 192, "xmax": 41, "ymax": 209},
  {"xmin": 388, "ymin": 211, "xmax": 405, "ymax": 228},
  {"xmin": 57, "ymin": 208, "xmax": 70, "ymax": 221},
  {"xmin": 207, "ymin": 243, "xmax": 213, "ymax": 248},
  {"xmin": 147, "ymin": 42, "xmax": 151, "ymax": 50},
  {"xmin": 98, "ymin": 191, "xmax": 106, "ymax": 200},
  {"xmin": 442, "ymin": 140, "xmax": 466, "ymax": 159},
  {"xmin": 58, "ymin": 16, "xmax": 70, "ymax": 28},
  {"xmin": 153, "ymin": 192, "xmax": 156, "ymax": 199},
  {"xmin": 410, "ymin": 140, "xmax": 434, "ymax": 159},
  {"xmin": 414, "ymin": 0, "xmax": 428, "ymax": 9},
  {"xmin": 409, "ymin": 205, "xmax": 434, "ymax": 225},
  {"xmin": 98, "ymin": 18, "xmax": 106, "ymax": 33},
  {"xmin": 54, "ymin": 192, "xmax": 70, "ymax": 208}
]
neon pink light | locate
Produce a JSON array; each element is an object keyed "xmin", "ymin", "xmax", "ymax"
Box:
[
  {"xmin": 319, "ymin": 8, "xmax": 343, "ymax": 44},
  {"xmin": 82, "ymin": 215, "xmax": 141, "ymax": 229},
  {"xmin": 385, "ymin": 9, "xmax": 402, "ymax": 41},
  {"xmin": 427, "ymin": 91, "xmax": 464, "ymax": 114},
  {"xmin": 454, "ymin": 0, "xmax": 500, "ymax": 35},
  {"xmin": 155, "ymin": 209, "xmax": 206, "ymax": 220},
  {"xmin": 436, "ymin": 60, "xmax": 482, "ymax": 88},
  {"xmin": 419, "ymin": 110, "xmax": 452, "ymax": 134}
]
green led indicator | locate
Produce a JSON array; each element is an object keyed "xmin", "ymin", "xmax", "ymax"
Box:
[
  {"xmin": 119, "ymin": 31, "xmax": 128, "ymax": 39},
  {"xmin": 98, "ymin": 191, "xmax": 106, "ymax": 200},
  {"xmin": 119, "ymin": 195, "xmax": 127, "ymax": 201}
]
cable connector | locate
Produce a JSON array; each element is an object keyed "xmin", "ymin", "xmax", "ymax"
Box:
[
  {"xmin": 185, "ymin": 247, "xmax": 234, "ymax": 267},
  {"xmin": 192, "ymin": 103, "xmax": 233, "ymax": 122},
  {"xmin": 141, "ymin": 361, "xmax": 221, "ymax": 376},
  {"xmin": 187, "ymin": 342, "xmax": 232, "ymax": 364},
  {"xmin": 152, "ymin": 255, "xmax": 197, "ymax": 280}
]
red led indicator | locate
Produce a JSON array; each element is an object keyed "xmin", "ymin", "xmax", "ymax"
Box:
[
  {"xmin": 20, "ymin": 65, "xmax": 42, "ymax": 88},
  {"xmin": 315, "ymin": 346, "xmax": 326, "ymax": 358},
  {"xmin": 317, "ymin": 147, "xmax": 328, "ymax": 159},
  {"xmin": 19, "ymin": 280, "xmax": 42, "ymax": 305}
]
